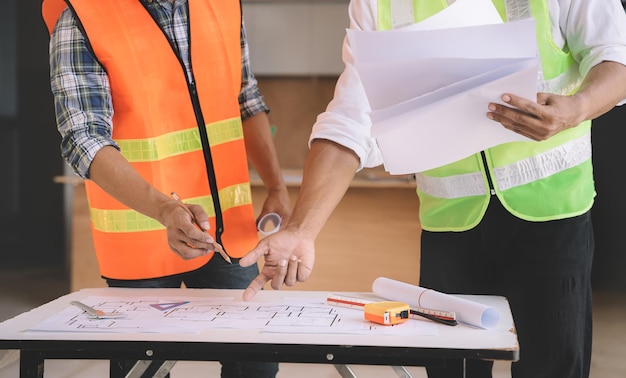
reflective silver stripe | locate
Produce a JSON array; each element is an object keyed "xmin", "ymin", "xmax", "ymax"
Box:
[
  {"xmin": 416, "ymin": 172, "xmax": 486, "ymax": 199},
  {"xmin": 416, "ymin": 133, "xmax": 591, "ymax": 199},
  {"xmin": 538, "ymin": 64, "xmax": 583, "ymax": 95},
  {"xmin": 494, "ymin": 132, "xmax": 591, "ymax": 191},
  {"xmin": 504, "ymin": 0, "xmax": 582, "ymax": 96},
  {"xmin": 504, "ymin": 0, "xmax": 531, "ymax": 21}
]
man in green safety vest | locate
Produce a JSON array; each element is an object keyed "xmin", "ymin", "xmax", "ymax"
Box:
[{"xmin": 241, "ymin": 1, "xmax": 626, "ymax": 377}]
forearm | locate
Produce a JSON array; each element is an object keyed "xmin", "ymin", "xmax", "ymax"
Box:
[
  {"xmin": 287, "ymin": 139, "xmax": 359, "ymax": 240},
  {"xmin": 242, "ymin": 112, "xmax": 286, "ymax": 193},
  {"xmin": 88, "ymin": 146, "xmax": 171, "ymax": 223},
  {"xmin": 575, "ymin": 61, "xmax": 626, "ymax": 121}
]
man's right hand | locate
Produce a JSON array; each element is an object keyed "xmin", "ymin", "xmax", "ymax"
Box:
[
  {"xmin": 239, "ymin": 228, "xmax": 315, "ymax": 301},
  {"xmin": 164, "ymin": 200, "xmax": 219, "ymax": 260}
]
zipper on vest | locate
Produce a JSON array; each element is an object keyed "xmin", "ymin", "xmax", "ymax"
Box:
[
  {"xmin": 140, "ymin": 2, "xmax": 226, "ymax": 246},
  {"xmin": 188, "ymin": 80, "xmax": 226, "ymax": 246},
  {"xmin": 480, "ymin": 151, "xmax": 496, "ymax": 196}
]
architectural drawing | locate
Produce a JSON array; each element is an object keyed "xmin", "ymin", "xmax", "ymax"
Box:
[{"xmin": 29, "ymin": 296, "xmax": 436, "ymax": 336}]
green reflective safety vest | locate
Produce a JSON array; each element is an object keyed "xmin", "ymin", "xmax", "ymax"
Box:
[{"xmin": 377, "ymin": 0, "xmax": 594, "ymax": 231}]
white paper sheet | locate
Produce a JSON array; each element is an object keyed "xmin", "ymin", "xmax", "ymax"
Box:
[
  {"xmin": 347, "ymin": 19, "xmax": 536, "ymax": 65},
  {"xmin": 28, "ymin": 295, "xmax": 437, "ymax": 336},
  {"xmin": 397, "ymin": 0, "xmax": 503, "ymax": 31},
  {"xmin": 346, "ymin": 3, "xmax": 539, "ymax": 174},
  {"xmin": 371, "ymin": 58, "xmax": 538, "ymax": 174},
  {"xmin": 372, "ymin": 277, "xmax": 501, "ymax": 329}
]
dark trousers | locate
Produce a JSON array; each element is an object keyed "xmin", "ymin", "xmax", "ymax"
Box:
[
  {"xmin": 420, "ymin": 198, "xmax": 593, "ymax": 378},
  {"xmin": 106, "ymin": 256, "xmax": 279, "ymax": 378}
]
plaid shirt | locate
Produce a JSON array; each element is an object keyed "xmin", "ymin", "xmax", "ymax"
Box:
[{"xmin": 49, "ymin": 0, "xmax": 269, "ymax": 179}]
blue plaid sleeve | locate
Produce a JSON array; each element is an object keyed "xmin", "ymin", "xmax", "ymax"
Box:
[
  {"xmin": 48, "ymin": 9, "xmax": 118, "ymax": 179},
  {"xmin": 239, "ymin": 22, "xmax": 270, "ymax": 119}
]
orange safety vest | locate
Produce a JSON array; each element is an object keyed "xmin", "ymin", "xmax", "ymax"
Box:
[{"xmin": 42, "ymin": 0, "xmax": 259, "ymax": 280}]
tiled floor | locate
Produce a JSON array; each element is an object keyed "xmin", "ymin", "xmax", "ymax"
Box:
[{"xmin": 1, "ymin": 266, "xmax": 625, "ymax": 377}]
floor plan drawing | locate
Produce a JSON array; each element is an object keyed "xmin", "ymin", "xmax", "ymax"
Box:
[
  {"xmin": 28, "ymin": 295, "xmax": 437, "ymax": 336},
  {"xmin": 165, "ymin": 303, "xmax": 343, "ymax": 328}
]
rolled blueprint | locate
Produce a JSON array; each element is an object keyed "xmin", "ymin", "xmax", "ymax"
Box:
[{"xmin": 372, "ymin": 277, "xmax": 501, "ymax": 329}]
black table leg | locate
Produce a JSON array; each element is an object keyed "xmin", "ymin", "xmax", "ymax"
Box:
[{"xmin": 19, "ymin": 350, "xmax": 44, "ymax": 378}]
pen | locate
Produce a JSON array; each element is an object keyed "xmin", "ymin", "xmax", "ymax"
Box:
[{"xmin": 171, "ymin": 192, "xmax": 232, "ymax": 264}]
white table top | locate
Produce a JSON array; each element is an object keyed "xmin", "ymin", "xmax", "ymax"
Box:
[{"xmin": 0, "ymin": 287, "xmax": 519, "ymax": 364}]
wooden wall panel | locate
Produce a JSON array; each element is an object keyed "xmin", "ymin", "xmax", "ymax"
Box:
[
  {"xmin": 70, "ymin": 184, "xmax": 421, "ymax": 292},
  {"xmin": 256, "ymin": 76, "xmax": 337, "ymax": 169}
]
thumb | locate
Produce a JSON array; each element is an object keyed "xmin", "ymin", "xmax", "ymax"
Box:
[
  {"xmin": 189, "ymin": 205, "xmax": 211, "ymax": 231},
  {"xmin": 536, "ymin": 92, "xmax": 550, "ymax": 105},
  {"xmin": 239, "ymin": 242, "xmax": 268, "ymax": 267}
]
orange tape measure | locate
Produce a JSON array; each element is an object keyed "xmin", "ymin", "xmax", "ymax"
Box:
[{"xmin": 363, "ymin": 301, "xmax": 410, "ymax": 326}]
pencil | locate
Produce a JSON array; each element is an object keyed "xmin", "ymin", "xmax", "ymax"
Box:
[{"xmin": 171, "ymin": 192, "xmax": 232, "ymax": 264}]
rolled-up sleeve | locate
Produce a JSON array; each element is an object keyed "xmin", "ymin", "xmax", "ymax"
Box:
[
  {"xmin": 49, "ymin": 9, "xmax": 118, "ymax": 179},
  {"xmin": 309, "ymin": 1, "xmax": 382, "ymax": 170},
  {"xmin": 239, "ymin": 21, "xmax": 270, "ymax": 120},
  {"xmin": 561, "ymin": 0, "xmax": 626, "ymax": 103}
]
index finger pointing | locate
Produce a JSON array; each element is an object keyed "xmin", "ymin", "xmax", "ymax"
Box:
[{"xmin": 242, "ymin": 274, "xmax": 269, "ymax": 301}]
